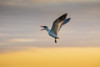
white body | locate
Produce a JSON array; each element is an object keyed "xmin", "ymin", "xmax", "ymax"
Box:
[
  {"xmin": 45, "ymin": 28, "xmax": 59, "ymax": 39},
  {"xmin": 49, "ymin": 31, "xmax": 59, "ymax": 39}
]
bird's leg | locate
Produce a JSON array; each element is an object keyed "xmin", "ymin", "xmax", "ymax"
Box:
[{"xmin": 55, "ymin": 38, "xmax": 57, "ymax": 43}]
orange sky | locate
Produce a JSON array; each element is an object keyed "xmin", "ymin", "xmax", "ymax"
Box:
[{"xmin": 0, "ymin": 47, "xmax": 100, "ymax": 67}]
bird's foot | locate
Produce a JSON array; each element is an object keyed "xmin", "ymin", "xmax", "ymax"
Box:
[{"xmin": 55, "ymin": 39, "xmax": 57, "ymax": 43}]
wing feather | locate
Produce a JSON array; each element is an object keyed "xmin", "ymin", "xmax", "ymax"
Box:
[
  {"xmin": 50, "ymin": 13, "xmax": 67, "ymax": 35},
  {"xmin": 59, "ymin": 18, "xmax": 71, "ymax": 31}
]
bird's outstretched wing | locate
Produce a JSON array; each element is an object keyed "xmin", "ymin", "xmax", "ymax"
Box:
[
  {"xmin": 59, "ymin": 18, "xmax": 71, "ymax": 31},
  {"xmin": 50, "ymin": 13, "xmax": 67, "ymax": 35}
]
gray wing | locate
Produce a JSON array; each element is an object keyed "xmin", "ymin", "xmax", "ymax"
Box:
[
  {"xmin": 59, "ymin": 18, "xmax": 71, "ymax": 31},
  {"xmin": 50, "ymin": 13, "xmax": 67, "ymax": 35}
]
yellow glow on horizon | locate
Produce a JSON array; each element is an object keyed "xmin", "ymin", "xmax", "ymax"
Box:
[{"xmin": 0, "ymin": 47, "xmax": 100, "ymax": 67}]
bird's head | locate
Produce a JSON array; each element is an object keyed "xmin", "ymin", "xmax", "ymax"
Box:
[{"xmin": 40, "ymin": 26, "xmax": 48, "ymax": 31}]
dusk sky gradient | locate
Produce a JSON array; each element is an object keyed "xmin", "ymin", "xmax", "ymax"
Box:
[{"xmin": 0, "ymin": 0, "xmax": 100, "ymax": 67}]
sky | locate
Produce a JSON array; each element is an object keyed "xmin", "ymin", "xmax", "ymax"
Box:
[
  {"xmin": 0, "ymin": 0, "xmax": 100, "ymax": 52},
  {"xmin": 0, "ymin": 0, "xmax": 100, "ymax": 67}
]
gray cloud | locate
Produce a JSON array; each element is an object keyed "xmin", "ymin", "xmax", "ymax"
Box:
[{"xmin": 0, "ymin": 1, "xmax": 100, "ymax": 53}]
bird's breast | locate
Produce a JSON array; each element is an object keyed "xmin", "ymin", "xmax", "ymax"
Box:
[{"xmin": 49, "ymin": 32, "xmax": 58, "ymax": 39}]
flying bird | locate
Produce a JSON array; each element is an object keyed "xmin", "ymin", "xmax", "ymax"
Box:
[{"xmin": 40, "ymin": 13, "xmax": 71, "ymax": 43}]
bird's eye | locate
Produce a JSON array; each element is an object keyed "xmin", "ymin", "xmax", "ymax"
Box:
[{"xmin": 44, "ymin": 26, "xmax": 47, "ymax": 28}]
